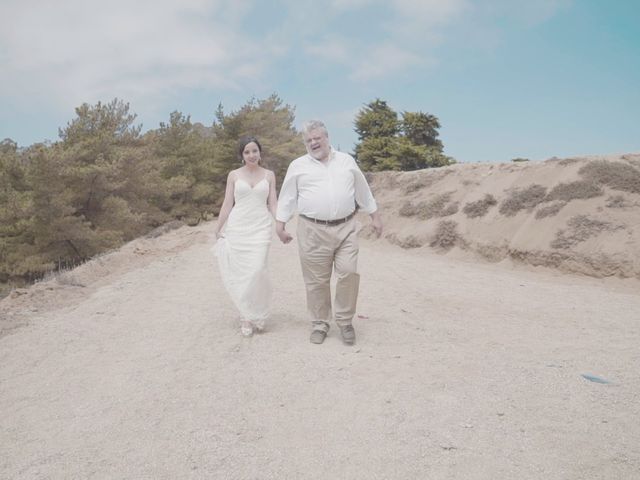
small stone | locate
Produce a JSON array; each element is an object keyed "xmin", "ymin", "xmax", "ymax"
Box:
[{"xmin": 440, "ymin": 444, "xmax": 457, "ymax": 451}]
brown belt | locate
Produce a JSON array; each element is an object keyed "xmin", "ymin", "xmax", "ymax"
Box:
[{"xmin": 299, "ymin": 211, "xmax": 356, "ymax": 226}]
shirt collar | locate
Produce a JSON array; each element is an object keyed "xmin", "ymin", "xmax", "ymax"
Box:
[{"xmin": 307, "ymin": 147, "xmax": 334, "ymax": 164}]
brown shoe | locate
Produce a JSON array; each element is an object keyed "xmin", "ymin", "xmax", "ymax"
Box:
[
  {"xmin": 339, "ymin": 325, "xmax": 356, "ymax": 345},
  {"xmin": 310, "ymin": 329, "xmax": 327, "ymax": 344}
]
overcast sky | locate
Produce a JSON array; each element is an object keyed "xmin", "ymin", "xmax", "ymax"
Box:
[{"xmin": 1, "ymin": 0, "xmax": 638, "ymax": 162}]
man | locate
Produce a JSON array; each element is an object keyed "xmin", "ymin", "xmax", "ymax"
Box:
[{"xmin": 276, "ymin": 120, "xmax": 383, "ymax": 345}]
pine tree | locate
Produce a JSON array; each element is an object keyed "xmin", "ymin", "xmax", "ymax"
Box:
[
  {"xmin": 150, "ymin": 110, "xmax": 219, "ymax": 223},
  {"xmin": 214, "ymin": 94, "xmax": 305, "ymax": 191},
  {"xmin": 0, "ymin": 139, "xmax": 36, "ymax": 282},
  {"xmin": 354, "ymin": 100, "xmax": 455, "ymax": 171}
]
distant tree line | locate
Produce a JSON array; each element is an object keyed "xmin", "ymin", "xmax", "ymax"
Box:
[{"xmin": 1, "ymin": 95, "xmax": 452, "ymax": 291}]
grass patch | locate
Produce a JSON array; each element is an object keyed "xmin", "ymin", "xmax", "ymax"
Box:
[
  {"xmin": 430, "ymin": 220, "xmax": 460, "ymax": 250},
  {"xmin": 499, "ymin": 184, "xmax": 547, "ymax": 216},
  {"xmin": 535, "ymin": 201, "xmax": 566, "ymax": 219},
  {"xmin": 462, "ymin": 194, "xmax": 497, "ymax": 218},
  {"xmin": 551, "ymin": 215, "xmax": 624, "ymax": 249},
  {"xmin": 579, "ymin": 161, "xmax": 640, "ymax": 194},
  {"xmin": 545, "ymin": 181, "xmax": 603, "ymax": 202}
]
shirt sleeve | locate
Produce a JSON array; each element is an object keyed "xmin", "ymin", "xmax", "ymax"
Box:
[
  {"xmin": 276, "ymin": 162, "xmax": 299, "ymax": 222},
  {"xmin": 350, "ymin": 157, "xmax": 378, "ymax": 214}
]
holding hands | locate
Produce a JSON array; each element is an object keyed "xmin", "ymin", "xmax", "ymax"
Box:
[{"xmin": 276, "ymin": 223, "xmax": 293, "ymax": 244}]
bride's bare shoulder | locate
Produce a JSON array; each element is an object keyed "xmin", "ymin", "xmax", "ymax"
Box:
[
  {"xmin": 227, "ymin": 168, "xmax": 242, "ymax": 179},
  {"xmin": 262, "ymin": 168, "xmax": 276, "ymax": 179}
]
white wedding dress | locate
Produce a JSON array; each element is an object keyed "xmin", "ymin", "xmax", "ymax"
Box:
[{"xmin": 215, "ymin": 177, "xmax": 273, "ymax": 329}]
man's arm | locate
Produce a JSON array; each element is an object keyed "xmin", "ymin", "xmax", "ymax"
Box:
[
  {"xmin": 369, "ymin": 210, "xmax": 383, "ymax": 238},
  {"xmin": 275, "ymin": 162, "xmax": 298, "ymax": 244},
  {"xmin": 276, "ymin": 220, "xmax": 293, "ymax": 244},
  {"xmin": 347, "ymin": 155, "xmax": 382, "ymax": 237}
]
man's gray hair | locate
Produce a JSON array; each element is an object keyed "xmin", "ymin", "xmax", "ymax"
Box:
[{"xmin": 301, "ymin": 120, "xmax": 328, "ymax": 137}]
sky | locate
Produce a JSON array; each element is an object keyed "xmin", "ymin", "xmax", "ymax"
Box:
[{"xmin": 1, "ymin": 0, "xmax": 639, "ymax": 163}]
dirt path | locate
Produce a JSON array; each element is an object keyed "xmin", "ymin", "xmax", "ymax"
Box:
[{"xmin": 1, "ymin": 222, "xmax": 639, "ymax": 479}]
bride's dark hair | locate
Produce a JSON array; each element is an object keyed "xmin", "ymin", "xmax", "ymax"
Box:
[{"xmin": 238, "ymin": 136, "xmax": 263, "ymax": 162}]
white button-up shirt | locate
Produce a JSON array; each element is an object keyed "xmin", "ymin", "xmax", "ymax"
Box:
[{"xmin": 276, "ymin": 149, "xmax": 378, "ymax": 222}]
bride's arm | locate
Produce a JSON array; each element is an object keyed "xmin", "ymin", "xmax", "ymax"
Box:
[
  {"xmin": 214, "ymin": 171, "xmax": 236, "ymax": 238},
  {"xmin": 266, "ymin": 170, "xmax": 278, "ymax": 219}
]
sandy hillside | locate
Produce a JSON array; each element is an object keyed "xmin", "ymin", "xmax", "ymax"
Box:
[
  {"xmin": 367, "ymin": 153, "xmax": 640, "ymax": 279},
  {"xmin": 1, "ymin": 157, "xmax": 640, "ymax": 479}
]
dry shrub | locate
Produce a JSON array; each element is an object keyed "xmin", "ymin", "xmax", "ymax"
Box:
[
  {"xmin": 145, "ymin": 220, "xmax": 185, "ymax": 238},
  {"xmin": 545, "ymin": 181, "xmax": 603, "ymax": 202},
  {"xmin": 403, "ymin": 170, "xmax": 453, "ymax": 194},
  {"xmin": 397, "ymin": 235, "xmax": 425, "ymax": 249},
  {"xmin": 551, "ymin": 215, "xmax": 624, "ymax": 249},
  {"xmin": 0, "ymin": 284, "xmax": 13, "ymax": 300},
  {"xmin": 418, "ymin": 192, "xmax": 459, "ymax": 219},
  {"xmin": 605, "ymin": 195, "xmax": 628, "ymax": 208},
  {"xmin": 430, "ymin": 220, "xmax": 460, "ymax": 250},
  {"xmin": 621, "ymin": 154, "xmax": 640, "ymax": 169},
  {"xmin": 462, "ymin": 194, "xmax": 497, "ymax": 218},
  {"xmin": 509, "ymin": 248, "xmax": 633, "ymax": 278},
  {"xmin": 384, "ymin": 233, "xmax": 425, "ymax": 249},
  {"xmin": 476, "ymin": 243, "xmax": 508, "ymax": 262},
  {"xmin": 535, "ymin": 201, "xmax": 566, "ymax": 219},
  {"xmin": 499, "ymin": 184, "xmax": 547, "ymax": 216},
  {"xmin": 399, "ymin": 202, "xmax": 420, "ymax": 217},
  {"xmin": 556, "ymin": 157, "xmax": 581, "ymax": 166},
  {"xmin": 364, "ymin": 171, "xmax": 379, "ymax": 185},
  {"xmin": 55, "ymin": 272, "xmax": 87, "ymax": 288},
  {"xmin": 405, "ymin": 182, "xmax": 426, "ymax": 194},
  {"xmin": 400, "ymin": 196, "xmax": 459, "ymax": 219},
  {"xmin": 370, "ymin": 172, "xmax": 400, "ymax": 191},
  {"xmin": 579, "ymin": 161, "xmax": 640, "ymax": 194}
]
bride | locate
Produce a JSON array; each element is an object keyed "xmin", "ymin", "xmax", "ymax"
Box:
[{"xmin": 214, "ymin": 137, "xmax": 278, "ymax": 336}]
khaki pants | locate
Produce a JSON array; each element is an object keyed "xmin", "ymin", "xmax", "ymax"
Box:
[{"xmin": 296, "ymin": 217, "xmax": 360, "ymax": 332}]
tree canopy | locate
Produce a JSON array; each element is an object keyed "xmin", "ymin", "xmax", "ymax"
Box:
[
  {"xmin": 353, "ymin": 99, "xmax": 454, "ymax": 171},
  {"xmin": 0, "ymin": 94, "xmax": 304, "ymax": 293}
]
